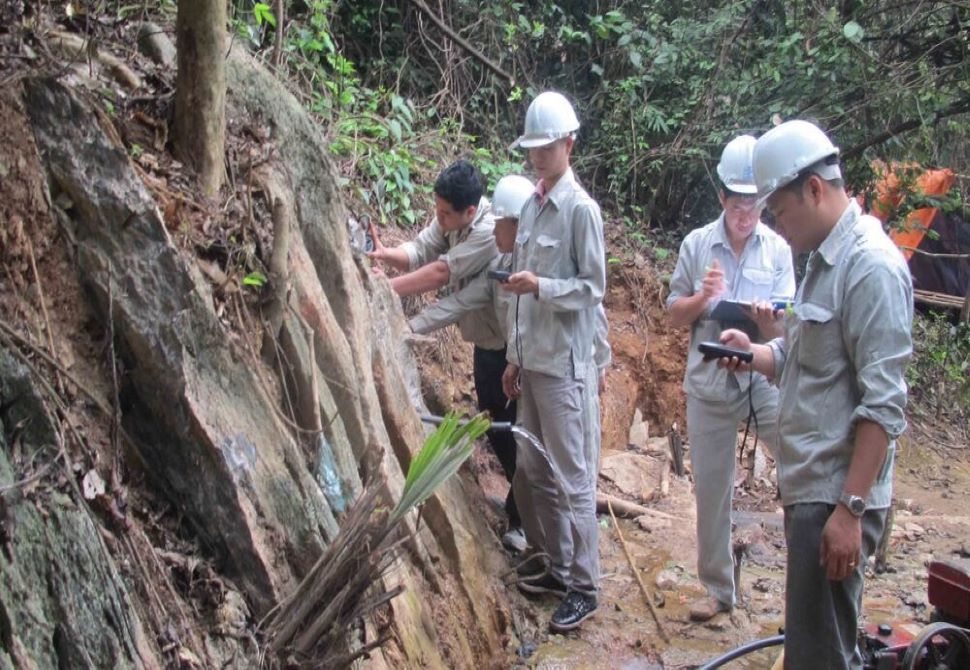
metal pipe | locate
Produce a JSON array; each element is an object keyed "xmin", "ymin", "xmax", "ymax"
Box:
[
  {"xmin": 697, "ymin": 635, "xmax": 785, "ymax": 670},
  {"xmin": 420, "ymin": 414, "xmax": 514, "ymax": 434}
]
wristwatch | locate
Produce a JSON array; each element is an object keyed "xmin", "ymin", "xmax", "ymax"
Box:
[{"xmin": 839, "ymin": 492, "xmax": 867, "ymax": 518}]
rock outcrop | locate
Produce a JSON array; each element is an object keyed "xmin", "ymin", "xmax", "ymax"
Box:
[{"xmin": 2, "ymin": 45, "xmax": 513, "ymax": 668}]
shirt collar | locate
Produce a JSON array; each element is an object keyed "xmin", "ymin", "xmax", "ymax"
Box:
[
  {"xmin": 816, "ymin": 200, "xmax": 861, "ymax": 266},
  {"xmin": 534, "ymin": 168, "xmax": 576, "ymax": 209}
]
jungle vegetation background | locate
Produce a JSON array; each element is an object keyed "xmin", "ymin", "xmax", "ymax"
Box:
[{"xmin": 33, "ymin": 0, "xmax": 970, "ymax": 424}]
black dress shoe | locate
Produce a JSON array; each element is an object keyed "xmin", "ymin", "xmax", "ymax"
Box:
[
  {"xmin": 550, "ymin": 591, "xmax": 597, "ymax": 631},
  {"xmin": 517, "ymin": 573, "xmax": 567, "ymax": 597}
]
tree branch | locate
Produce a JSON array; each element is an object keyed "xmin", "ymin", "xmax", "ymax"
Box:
[
  {"xmin": 842, "ymin": 97, "xmax": 970, "ymax": 159},
  {"xmin": 407, "ymin": 0, "xmax": 514, "ymax": 85}
]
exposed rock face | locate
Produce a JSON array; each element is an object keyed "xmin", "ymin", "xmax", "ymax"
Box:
[
  {"xmin": 25, "ymin": 77, "xmax": 336, "ymax": 617},
  {"xmin": 6, "ymin": 51, "xmax": 512, "ymax": 668},
  {"xmin": 0, "ymin": 352, "xmax": 159, "ymax": 670}
]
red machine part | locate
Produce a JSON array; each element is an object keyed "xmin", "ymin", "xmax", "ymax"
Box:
[{"xmin": 928, "ymin": 559, "xmax": 970, "ymax": 626}]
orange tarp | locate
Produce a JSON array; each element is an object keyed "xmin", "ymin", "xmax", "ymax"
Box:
[{"xmin": 867, "ymin": 162, "xmax": 955, "ymax": 261}]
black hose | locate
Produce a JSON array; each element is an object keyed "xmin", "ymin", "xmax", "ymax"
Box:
[{"xmin": 697, "ymin": 635, "xmax": 785, "ymax": 670}]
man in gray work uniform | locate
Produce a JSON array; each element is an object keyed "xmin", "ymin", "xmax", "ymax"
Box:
[
  {"xmin": 501, "ymin": 91, "xmax": 606, "ymax": 632},
  {"xmin": 667, "ymin": 134, "xmax": 795, "ymax": 621},
  {"xmin": 720, "ymin": 120, "xmax": 913, "ymax": 669}
]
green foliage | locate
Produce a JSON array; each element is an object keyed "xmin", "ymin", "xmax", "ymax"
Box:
[
  {"xmin": 231, "ymin": 1, "xmax": 277, "ymax": 47},
  {"xmin": 391, "ymin": 412, "xmax": 490, "ymax": 522},
  {"xmin": 907, "ymin": 312, "xmax": 970, "ymax": 421},
  {"xmin": 253, "ymin": 2, "xmax": 276, "ymax": 28},
  {"xmin": 326, "ymin": 0, "xmax": 969, "ymax": 242},
  {"xmin": 268, "ymin": 1, "xmax": 528, "ymax": 228}
]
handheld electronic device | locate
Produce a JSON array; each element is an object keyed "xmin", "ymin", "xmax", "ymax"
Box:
[
  {"xmin": 487, "ymin": 269, "xmax": 511, "ymax": 282},
  {"xmin": 698, "ymin": 341, "xmax": 754, "ymax": 363}
]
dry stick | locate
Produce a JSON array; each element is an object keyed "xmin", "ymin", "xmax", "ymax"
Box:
[
  {"xmin": 262, "ymin": 193, "xmax": 291, "ymax": 358},
  {"xmin": 913, "ymin": 288, "xmax": 967, "ymax": 310},
  {"xmin": 0, "ymin": 321, "xmax": 115, "ymax": 424},
  {"xmin": 658, "ymin": 451, "xmax": 670, "ymax": 498},
  {"xmin": 132, "ymin": 163, "xmax": 207, "ymax": 213},
  {"xmin": 898, "ymin": 246, "xmax": 970, "ymax": 260},
  {"xmin": 0, "ymin": 454, "xmax": 61, "ymax": 494},
  {"xmin": 272, "ymin": 0, "xmax": 285, "ymax": 70},
  {"xmin": 46, "ymin": 30, "xmax": 143, "ymax": 90},
  {"xmin": 25, "ymin": 236, "xmax": 63, "ymax": 395},
  {"xmin": 607, "ymin": 499, "xmax": 670, "ymax": 643},
  {"xmin": 595, "ymin": 492, "xmax": 663, "ymax": 519},
  {"xmin": 406, "ymin": 0, "xmax": 514, "ymax": 84},
  {"xmin": 106, "ymin": 269, "xmax": 123, "ymax": 489},
  {"xmin": 231, "ymin": 295, "xmax": 316, "ymax": 436}
]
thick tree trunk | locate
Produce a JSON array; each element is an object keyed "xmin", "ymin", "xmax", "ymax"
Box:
[{"xmin": 175, "ymin": 0, "xmax": 227, "ymax": 197}]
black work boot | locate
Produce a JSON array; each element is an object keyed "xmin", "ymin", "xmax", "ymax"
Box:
[
  {"xmin": 517, "ymin": 572, "xmax": 567, "ymax": 597},
  {"xmin": 550, "ymin": 591, "xmax": 598, "ymax": 631}
]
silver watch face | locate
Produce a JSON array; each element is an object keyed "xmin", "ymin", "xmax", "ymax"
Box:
[{"xmin": 847, "ymin": 496, "xmax": 866, "ymax": 516}]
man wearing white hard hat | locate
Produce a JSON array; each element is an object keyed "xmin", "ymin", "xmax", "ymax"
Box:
[
  {"xmin": 501, "ymin": 91, "xmax": 607, "ymax": 632},
  {"xmin": 411, "ymin": 175, "xmax": 611, "ymax": 558},
  {"xmin": 666, "ymin": 134, "xmax": 795, "ymax": 621},
  {"xmin": 718, "ymin": 120, "xmax": 913, "ymax": 669}
]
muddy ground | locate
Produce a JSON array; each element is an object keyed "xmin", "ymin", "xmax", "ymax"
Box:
[{"xmin": 410, "ymin": 249, "xmax": 970, "ymax": 670}]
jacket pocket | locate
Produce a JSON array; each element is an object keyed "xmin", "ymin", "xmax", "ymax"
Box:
[
  {"xmin": 739, "ymin": 266, "xmax": 774, "ymax": 301},
  {"xmin": 794, "ymin": 302, "xmax": 840, "ymax": 373},
  {"xmin": 533, "ymin": 233, "xmax": 562, "ymax": 276}
]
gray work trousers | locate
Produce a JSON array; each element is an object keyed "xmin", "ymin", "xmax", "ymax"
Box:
[
  {"xmin": 513, "ymin": 369, "xmax": 599, "ymax": 595},
  {"xmin": 783, "ymin": 503, "xmax": 887, "ymax": 670},
  {"xmin": 686, "ymin": 373, "xmax": 779, "ymax": 606}
]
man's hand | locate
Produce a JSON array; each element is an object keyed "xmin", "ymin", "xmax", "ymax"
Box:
[
  {"xmin": 701, "ymin": 259, "xmax": 726, "ymax": 301},
  {"xmin": 747, "ymin": 299, "xmax": 785, "ymax": 340},
  {"xmin": 502, "ymin": 363, "xmax": 521, "ymax": 400},
  {"xmin": 716, "ymin": 328, "xmax": 753, "ymax": 372},
  {"xmin": 820, "ymin": 505, "xmax": 863, "ymax": 581},
  {"xmin": 366, "ymin": 221, "xmax": 390, "ymax": 263},
  {"xmin": 503, "ymin": 271, "xmax": 540, "ymax": 296}
]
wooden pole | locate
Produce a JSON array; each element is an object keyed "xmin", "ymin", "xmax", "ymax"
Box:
[{"xmin": 607, "ymin": 500, "xmax": 670, "ymax": 643}]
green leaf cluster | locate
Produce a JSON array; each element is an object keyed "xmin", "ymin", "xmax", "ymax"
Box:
[{"xmin": 391, "ymin": 412, "xmax": 490, "ymax": 522}]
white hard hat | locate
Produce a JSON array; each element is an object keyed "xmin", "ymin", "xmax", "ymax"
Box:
[
  {"xmin": 491, "ymin": 175, "xmax": 534, "ymax": 219},
  {"xmin": 716, "ymin": 135, "xmax": 758, "ymax": 194},
  {"xmin": 753, "ymin": 120, "xmax": 842, "ymax": 203},
  {"xmin": 510, "ymin": 91, "xmax": 580, "ymax": 150}
]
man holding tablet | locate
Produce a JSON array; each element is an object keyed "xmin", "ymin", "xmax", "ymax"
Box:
[{"xmin": 666, "ymin": 134, "xmax": 795, "ymax": 621}]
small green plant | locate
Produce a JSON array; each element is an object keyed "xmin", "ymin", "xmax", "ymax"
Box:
[
  {"xmin": 391, "ymin": 412, "xmax": 490, "ymax": 522},
  {"xmin": 243, "ymin": 271, "xmax": 268, "ymax": 288},
  {"xmin": 253, "ymin": 2, "xmax": 277, "ymax": 28}
]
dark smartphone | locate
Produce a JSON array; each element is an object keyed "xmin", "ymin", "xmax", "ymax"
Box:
[
  {"xmin": 698, "ymin": 341, "xmax": 754, "ymax": 363},
  {"xmin": 487, "ymin": 269, "xmax": 511, "ymax": 282}
]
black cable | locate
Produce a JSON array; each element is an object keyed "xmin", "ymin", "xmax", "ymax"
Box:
[
  {"xmin": 738, "ymin": 366, "xmax": 759, "ymax": 464},
  {"xmin": 697, "ymin": 634, "xmax": 785, "ymax": 670}
]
